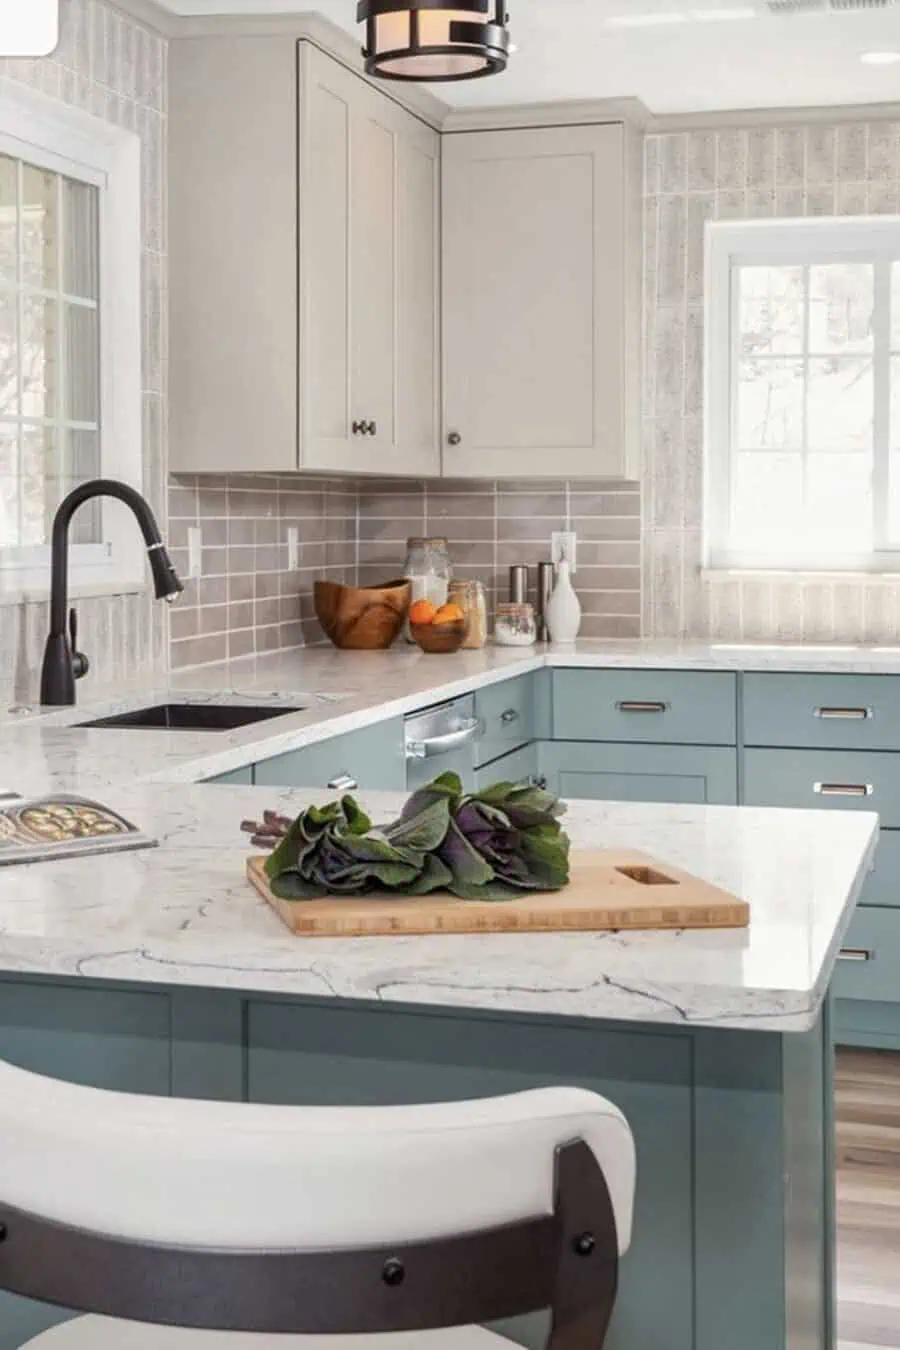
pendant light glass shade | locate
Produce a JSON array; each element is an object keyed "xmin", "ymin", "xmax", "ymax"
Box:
[{"xmin": 358, "ymin": 0, "xmax": 510, "ymax": 82}]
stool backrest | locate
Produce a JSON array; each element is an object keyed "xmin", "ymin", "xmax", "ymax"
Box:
[{"xmin": 0, "ymin": 1058, "xmax": 635, "ymax": 1350}]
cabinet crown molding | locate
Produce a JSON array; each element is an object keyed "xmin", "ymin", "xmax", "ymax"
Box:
[{"xmin": 441, "ymin": 97, "xmax": 650, "ymax": 133}]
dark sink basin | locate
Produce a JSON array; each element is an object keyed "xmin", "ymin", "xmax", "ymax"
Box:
[{"xmin": 76, "ymin": 703, "xmax": 306, "ymax": 732}]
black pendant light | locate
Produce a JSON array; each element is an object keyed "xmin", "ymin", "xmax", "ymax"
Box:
[{"xmin": 358, "ymin": 0, "xmax": 511, "ymax": 83}]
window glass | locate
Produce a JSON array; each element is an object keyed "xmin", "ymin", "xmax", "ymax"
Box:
[{"xmin": 0, "ymin": 151, "xmax": 101, "ymax": 550}]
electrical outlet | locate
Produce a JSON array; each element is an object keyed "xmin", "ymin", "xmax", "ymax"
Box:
[
  {"xmin": 551, "ymin": 531, "xmax": 577, "ymax": 573},
  {"xmin": 287, "ymin": 526, "xmax": 300, "ymax": 571},
  {"xmin": 187, "ymin": 526, "xmax": 202, "ymax": 579}
]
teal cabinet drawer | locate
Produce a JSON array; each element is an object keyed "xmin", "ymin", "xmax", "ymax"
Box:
[
  {"xmin": 833, "ymin": 906, "xmax": 900, "ymax": 1003},
  {"xmin": 474, "ymin": 673, "xmax": 535, "ymax": 768},
  {"xmin": 539, "ymin": 741, "xmax": 737, "ymax": 805},
  {"xmin": 743, "ymin": 747, "xmax": 900, "ymax": 827},
  {"xmin": 861, "ymin": 830, "xmax": 900, "ymax": 908},
  {"xmin": 253, "ymin": 718, "xmax": 405, "ymax": 792},
  {"xmin": 743, "ymin": 673, "xmax": 900, "ymax": 751},
  {"xmin": 206, "ymin": 765, "xmax": 254, "ymax": 785},
  {"xmin": 552, "ymin": 670, "xmax": 737, "ymax": 745},
  {"xmin": 474, "ymin": 741, "xmax": 538, "ymax": 790}
]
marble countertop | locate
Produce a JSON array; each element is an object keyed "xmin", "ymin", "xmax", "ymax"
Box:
[
  {"xmin": 0, "ymin": 638, "xmax": 885, "ymax": 1031},
  {"xmin": 9, "ymin": 637, "xmax": 900, "ymax": 797},
  {"xmin": 0, "ymin": 782, "xmax": 876, "ymax": 1033}
]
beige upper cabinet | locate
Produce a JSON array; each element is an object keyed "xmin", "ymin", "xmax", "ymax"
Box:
[
  {"xmin": 441, "ymin": 122, "xmax": 641, "ymax": 479},
  {"xmin": 300, "ymin": 45, "xmax": 440, "ymax": 477},
  {"xmin": 169, "ymin": 38, "xmax": 440, "ymax": 477}
]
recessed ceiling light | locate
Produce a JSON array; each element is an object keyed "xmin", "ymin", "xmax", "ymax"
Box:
[{"xmin": 860, "ymin": 50, "xmax": 900, "ymax": 64}]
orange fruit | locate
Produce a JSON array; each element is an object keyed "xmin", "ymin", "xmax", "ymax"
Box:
[
  {"xmin": 409, "ymin": 599, "xmax": 437, "ymax": 625},
  {"xmin": 433, "ymin": 602, "xmax": 465, "ymax": 626}
]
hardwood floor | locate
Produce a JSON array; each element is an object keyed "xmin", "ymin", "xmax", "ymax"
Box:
[{"xmin": 837, "ymin": 1048, "xmax": 900, "ymax": 1349}]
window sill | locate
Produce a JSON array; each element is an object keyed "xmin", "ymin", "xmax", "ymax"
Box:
[
  {"xmin": 702, "ymin": 568, "xmax": 900, "ymax": 583},
  {"xmin": 0, "ymin": 580, "xmax": 148, "ymax": 607}
]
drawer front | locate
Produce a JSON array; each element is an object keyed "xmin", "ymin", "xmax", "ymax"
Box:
[
  {"xmin": 540, "ymin": 742, "xmax": 738, "ymax": 805},
  {"xmin": 743, "ymin": 673, "xmax": 900, "ymax": 751},
  {"xmin": 743, "ymin": 747, "xmax": 900, "ymax": 828},
  {"xmin": 834, "ymin": 906, "xmax": 900, "ymax": 1004},
  {"xmin": 861, "ymin": 830, "xmax": 900, "ymax": 908},
  {"xmin": 253, "ymin": 718, "xmax": 406, "ymax": 792},
  {"xmin": 474, "ymin": 741, "xmax": 538, "ymax": 790},
  {"xmin": 552, "ymin": 670, "xmax": 737, "ymax": 746},
  {"xmin": 475, "ymin": 673, "xmax": 535, "ymax": 767}
]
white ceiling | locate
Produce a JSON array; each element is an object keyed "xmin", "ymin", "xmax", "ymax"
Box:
[{"xmin": 156, "ymin": 0, "xmax": 900, "ymax": 114}]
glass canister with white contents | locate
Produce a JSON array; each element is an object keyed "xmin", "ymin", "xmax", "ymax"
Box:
[{"xmin": 403, "ymin": 537, "xmax": 451, "ymax": 640}]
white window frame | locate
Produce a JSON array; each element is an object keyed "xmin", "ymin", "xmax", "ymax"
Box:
[
  {"xmin": 704, "ymin": 215, "xmax": 900, "ymax": 574},
  {"xmin": 0, "ymin": 77, "xmax": 142, "ymax": 599}
]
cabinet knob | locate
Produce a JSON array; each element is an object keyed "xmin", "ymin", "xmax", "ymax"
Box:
[
  {"xmin": 366, "ymin": 420, "xmax": 377, "ymax": 437},
  {"xmin": 447, "ymin": 431, "xmax": 461, "ymax": 447},
  {"xmin": 352, "ymin": 420, "xmax": 366, "ymax": 436}
]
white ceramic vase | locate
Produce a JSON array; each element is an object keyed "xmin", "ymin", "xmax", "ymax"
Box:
[{"xmin": 546, "ymin": 558, "xmax": 582, "ymax": 644}]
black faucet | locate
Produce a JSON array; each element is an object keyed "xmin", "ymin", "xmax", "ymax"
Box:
[{"xmin": 40, "ymin": 479, "xmax": 184, "ymax": 706}]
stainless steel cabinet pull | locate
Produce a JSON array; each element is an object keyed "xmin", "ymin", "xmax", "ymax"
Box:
[
  {"xmin": 838, "ymin": 948, "xmax": 873, "ymax": 962},
  {"xmin": 327, "ymin": 773, "xmax": 359, "ymax": 791},
  {"xmin": 616, "ymin": 700, "xmax": 669, "ymax": 714},
  {"xmin": 501, "ymin": 709, "xmax": 520, "ymax": 724},
  {"xmin": 814, "ymin": 782, "xmax": 873, "ymax": 797},
  {"xmin": 815, "ymin": 707, "xmax": 873, "ymax": 720},
  {"xmin": 405, "ymin": 718, "xmax": 482, "ymax": 760}
]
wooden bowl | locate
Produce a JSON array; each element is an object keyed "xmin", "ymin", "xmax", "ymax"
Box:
[
  {"xmin": 410, "ymin": 620, "xmax": 467, "ymax": 654},
  {"xmin": 315, "ymin": 579, "xmax": 410, "ymax": 650}
]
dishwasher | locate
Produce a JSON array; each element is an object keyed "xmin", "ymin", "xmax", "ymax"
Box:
[{"xmin": 404, "ymin": 696, "xmax": 482, "ymax": 791}]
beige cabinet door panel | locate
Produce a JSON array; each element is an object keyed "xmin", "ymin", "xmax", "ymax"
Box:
[
  {"xmin": 299, "ymin": 45, "xmax": 439, "ymax": 478},
  {"xmin": 442, "ymin": 122, "xmax": 637, "ymax": 479}
]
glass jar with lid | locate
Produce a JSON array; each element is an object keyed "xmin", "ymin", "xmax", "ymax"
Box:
[
  {"xmin": 448, "ymin": 579, "xmax": 488, "ymax": 650},
  {"xmin": 494, "ymin": 602, "xmax": 537, "ymax": 647},
  {"xmin": 403, "ymin": 538, "xmax": 451, "ymax": 640}
]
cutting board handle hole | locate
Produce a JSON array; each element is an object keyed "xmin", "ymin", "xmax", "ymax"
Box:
[{"xmin": 615, "ymin": 865, "xmax": 678, "ymax": 887}]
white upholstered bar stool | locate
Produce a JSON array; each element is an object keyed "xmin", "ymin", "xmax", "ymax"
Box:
[{"xmin": 0, "ymin": 1056, "xmax": 635, "ymax": 1350}]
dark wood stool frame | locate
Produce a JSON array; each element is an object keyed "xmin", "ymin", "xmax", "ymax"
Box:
[{"xmin": 0, "ymin": 1140, "xmax": 619, "ymax": 1350}]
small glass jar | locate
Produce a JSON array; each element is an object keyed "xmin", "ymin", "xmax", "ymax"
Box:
[
  {"xmin": 494, "ymin": 602, "xmax": 537, "ymax": 647},
  {"xmin": 448, "ymin": 579, "xmax": 488, "ymax": 650},
  {"xmin": 403, "ymin": 537, "xmax": 451, "ymax": 640}
]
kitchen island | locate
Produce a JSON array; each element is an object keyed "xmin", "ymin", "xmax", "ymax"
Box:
[{"xmin": 0, "ymin": 770, "xmax": 877, "ymax": 1350}]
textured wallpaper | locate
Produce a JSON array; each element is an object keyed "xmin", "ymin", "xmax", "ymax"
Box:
[
  {"xmin": 644, "ymin": 118, "xmax": 900, "ymax": 643},
  {"xmin": 0, "ymin": 0, "xmax": 167, "ymax": 703}
]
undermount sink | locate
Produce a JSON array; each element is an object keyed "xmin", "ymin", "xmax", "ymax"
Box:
[{"xmin": 75, "ymin": 703, "xmax": 306, "ymax": 732}]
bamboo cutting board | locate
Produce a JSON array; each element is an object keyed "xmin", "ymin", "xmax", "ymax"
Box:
[{"xmin": 246, "ymin": 850, "xmax": 749, "ymax": 937}]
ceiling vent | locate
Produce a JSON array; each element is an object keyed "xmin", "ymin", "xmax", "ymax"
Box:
[{"xmin": 764, "ymin": 0, "xmax": 896, "ymax": 12}]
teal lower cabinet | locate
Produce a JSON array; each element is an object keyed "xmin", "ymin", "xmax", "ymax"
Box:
[
  {"xmin": 245, "ymin": 996, "xmax": 831, "ymax": 1350},
  {"xmin": 0, "ymin": 977, "xmax": 172, "ymax": 1350},
  {"xmin": 743, "ymin": 747, "xmax": 900, "ymax": 826},
  {"xmin": 474, "ymin": 741, "xmax": 538, "ymax": 790},
  {"xmin": 205, "ymin": 765, "xmax": 254, "ymax": 785},
  {"xmin": 538, "ymin": 742, "xmax": 738, "ymax": 805},
  {"xmin": 252, "ymin": 717, "xmax": 406, "ymax": 792}
]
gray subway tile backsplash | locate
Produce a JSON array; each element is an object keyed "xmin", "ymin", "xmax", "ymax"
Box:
[{"xmin": 170, "ymin": 474, "xmax": 643, "ymax": 667}]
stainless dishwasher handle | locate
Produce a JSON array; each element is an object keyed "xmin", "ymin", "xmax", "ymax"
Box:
[
  {"xmin": 815, "ymin": 707, "xmax": 873, "ymax": 720},
  {"xmin": 814, "ymin": 782, "xmax": 873, "ymax": 798},
  {"xmin": 327, "ymin": 773, "xmax": 359, "ymax": 791},
  {"xmin": 616, "ymin": 700, "xmax": 669, "ymax": 714},
  {"xmin": 406, "ymin": 718, "xmax": 482, "ymax": 760},
  {"xmin": 838, "ymin": 948, "xmax": 873, "ymax": 962}
]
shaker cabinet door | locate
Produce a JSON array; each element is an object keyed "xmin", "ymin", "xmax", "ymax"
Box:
[
  {"xmin": 442, "ymin": 121, "xmax": 639, "ymax": 479},
  {"xmin": 300, "ymin": 43, "xmax": 440, "ymax": 478}
]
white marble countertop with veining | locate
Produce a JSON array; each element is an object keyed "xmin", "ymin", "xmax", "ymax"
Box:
[
  {"xmin": 0, "ymin": 783, "xmax": 877, "ymax": 1033},
  {"xmin": 0, "ymin": 638, "xmax": 886, "ymax": 1030}
]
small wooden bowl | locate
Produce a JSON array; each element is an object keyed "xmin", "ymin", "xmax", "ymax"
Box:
[
  {"xmin": 315, "ymin": 579, "xmax": 410, "ymax": 650},
  {"xmin": 410, "ymin": 620, "xmax": 466, "ymax": 654}
]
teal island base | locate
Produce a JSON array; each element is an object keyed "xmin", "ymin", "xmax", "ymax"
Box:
[{"xmin": 0, "ymin": 976, "xmax": 835, "ymax": 1350}]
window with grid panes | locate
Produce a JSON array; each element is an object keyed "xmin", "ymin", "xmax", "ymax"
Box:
[
  {"xmin": 705, "ymin": 217, "xmax": 900, "ymax": 572},
  {"xmin": 0, "ymin": 80, "xmax": 142, "ymax": 596}
]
